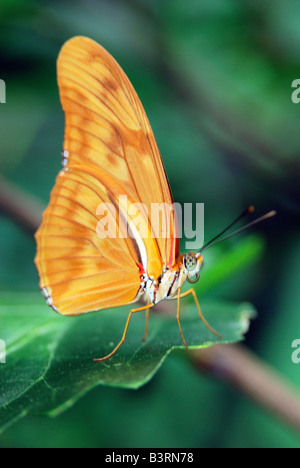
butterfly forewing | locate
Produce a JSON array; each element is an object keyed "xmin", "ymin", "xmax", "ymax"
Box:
[{"xmin": 35, "ymin": 36, "xmax": 179, "ymax": 316}]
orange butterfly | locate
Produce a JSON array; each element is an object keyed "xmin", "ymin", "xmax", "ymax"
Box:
[{"xmin": 36, "ymin": 37, "xmax": 274, "ymax": 362}]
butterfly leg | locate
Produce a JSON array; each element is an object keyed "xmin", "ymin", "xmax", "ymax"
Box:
[
  {"xmin": 94, "ymin": 303, "xmax": 154, "ymax": 363},
  {"xmin": 179, "ymin": 288, "xmax": 222, "ymax": 339},
  {"xmin": 176, "ymin": 287, "xmax": 189, "ymax": 349},
  {"xmin": 142, "ymin": 308, "xmax": 150, "ymax": 342}
]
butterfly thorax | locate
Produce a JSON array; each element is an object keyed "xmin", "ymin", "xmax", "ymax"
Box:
[{"xmin": 139, "ymin": 253, "xmax": 203, "ymax": 306}]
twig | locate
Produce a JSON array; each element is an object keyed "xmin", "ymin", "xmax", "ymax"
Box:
[
  {"xmin": 192, "ymin": 344, "xmax": 300, "ymax": 434},
  {"xmin": 0, "ymin": 175, "xmax": 44, "ymax": 235}
]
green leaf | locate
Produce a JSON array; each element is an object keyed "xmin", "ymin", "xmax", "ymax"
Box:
[{"xmin": 0, "ymin": 293, "xmax": 255, "ymax": 433}]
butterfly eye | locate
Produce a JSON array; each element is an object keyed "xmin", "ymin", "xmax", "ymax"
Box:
[{"xmin": 184, "ymin": 253, "xmax": 198, "ymax": 272}]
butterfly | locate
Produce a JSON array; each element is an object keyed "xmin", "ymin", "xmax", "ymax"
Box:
[{"xmin": 35, "ymin": 36, "xmax": 274, "ymax": 362}]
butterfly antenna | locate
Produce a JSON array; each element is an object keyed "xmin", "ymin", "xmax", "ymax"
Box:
[
  {"xmin": 200, "ymin": 206, "xmax": 255, "ymax": 252},
  {"xmin": 200, "ymin": 208, "xmax": 276, "ymax": 253}
]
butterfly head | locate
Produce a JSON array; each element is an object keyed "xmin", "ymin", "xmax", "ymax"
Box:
[{"xmin": 183, "ymin": 252, "xmax": 203, "ymax": 284}]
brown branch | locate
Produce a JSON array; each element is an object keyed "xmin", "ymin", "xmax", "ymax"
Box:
[
  {"xmin": 0, "ymin": 175, "xmax": 44, "ymax": 236},
  {"xmin": 192, "ymin": 344, "xmax": 300, "ymax": 434}
]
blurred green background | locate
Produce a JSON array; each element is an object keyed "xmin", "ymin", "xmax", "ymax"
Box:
[{"xmin": 0, "ymin": 0, "xmax": 300, "ymax": 448}]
